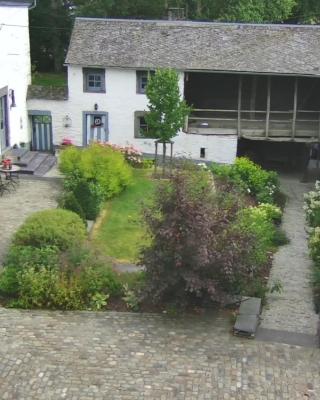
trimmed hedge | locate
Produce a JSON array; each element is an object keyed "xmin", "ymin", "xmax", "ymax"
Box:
[{"xmin": 13, "ymin": 209, "xmax": 86, "ymax": 250}]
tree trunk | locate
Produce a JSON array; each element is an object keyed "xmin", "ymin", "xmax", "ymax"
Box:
[{"xmin": 162, "ymin": 142, "xmax": 167, "ymax": 177}]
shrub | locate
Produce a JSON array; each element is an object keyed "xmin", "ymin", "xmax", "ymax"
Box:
[
  {"xmin": 0, "ymin": 245, "xmax": 59, "ymax": 296},
  {"xmin": 211, "ymin": 157, "xmax": 280, "ymax": 204},
  {"xmin": 13, "ymin": 209, "xmax": 86, "ymax": 250},
  {"xmin": 72, "ymin": 180, "xmax": 103, "ymax": 220},
  {"xmin": 12, "ymin": 264, "xmax": 122, "ymax": 310},
  {"xmin": 140, "ymin": 163, "xmax": 255, "ymax": 306},
  {"xmin": 304, "ymin": 181, "xmax": 320, "ymax": 228},
  {"xmin": 237, "ymin": 205, "xmax": 278, "ymax": 267},
  {"xmin": 309, "ymin": 227, "xmax": 320, "ymax": 265},
  {"xmin": 13, "ymin": 267, "xmax": 85, "ymax": 310},
  {"xmin": 58, "ymin": 192, "xmax": 86, "ymax": 222},
  {"xmin": 59, "ymin": 144, "xmax": 132, "ymax": 219},
  {"xmin": 312, "ymin": 265, "xmax": 320, "ymax": 312},
  {"xmin": 59, "ymin": 143, "xmax": 132, "ymax": 197}
]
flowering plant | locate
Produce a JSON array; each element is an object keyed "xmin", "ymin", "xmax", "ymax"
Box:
[
  {"xmin": 304, "ymin": 181, "xmax": 320, "ymax": 227},
  {"xmin": 61, "ymin": 138, "xmax": 73, "ymax": 146},
  {"xmin": 95, "ymin": 142, "xmax": 143, "ymax": 168}
]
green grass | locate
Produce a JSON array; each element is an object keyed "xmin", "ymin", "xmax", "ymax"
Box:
[
  {"xmin": 93, "ymin": 169, "xmax": 156, "ymax": 263},
  {"xmin": 32, "ymin": 73, "xmax": 67, "ymax": 87}
]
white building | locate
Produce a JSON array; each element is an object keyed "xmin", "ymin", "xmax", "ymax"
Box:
[
  {"xmin": 27, "ymin": 18, "xmax": 320, "ymax": 164},
  {"xmin": 0, "ymin": 0, "xmax": 34, "ymax": 155}
]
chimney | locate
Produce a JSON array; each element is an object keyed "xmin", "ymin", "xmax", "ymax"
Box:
[{"xmin": 168, "ymin": 8, "xmax": 185, "ymax": 21}]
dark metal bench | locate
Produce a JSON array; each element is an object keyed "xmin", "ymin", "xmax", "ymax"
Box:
[{"xmin": 233, "ymin": 297, "xmax": 261, "ymax": 338}]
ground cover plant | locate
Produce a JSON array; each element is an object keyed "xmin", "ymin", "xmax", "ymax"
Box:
[
  {"xmin": 93, "ymin": 169, "xmax": 155, "ymax": 262},
  {"xmin": 304, "ymin": 181, "xmax": 320, "ymax": 311},
  {"xmin": 32, "ymin": 72, "xmax": 67, "ymax": 87}
]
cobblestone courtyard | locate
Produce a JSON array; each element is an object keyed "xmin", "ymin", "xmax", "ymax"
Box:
[
  {"xmin": 0, "ymin": 309, "xmax": 319, "ymax": 400},
  {"xmin": 0, "ymin": 178, "xmax": 60, "ymax": 264}
]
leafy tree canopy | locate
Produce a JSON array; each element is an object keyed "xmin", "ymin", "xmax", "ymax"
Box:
[{"xmin": 144, "ymin": 69, "xmax": 190, "ymax": 142}]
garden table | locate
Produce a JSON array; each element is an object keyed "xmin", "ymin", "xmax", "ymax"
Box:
[{"xmin": 0, "ymin": 165, "xmax": 20, "ymax": 179}]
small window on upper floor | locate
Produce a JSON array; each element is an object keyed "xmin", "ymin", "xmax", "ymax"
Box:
[
  {"xmin": 136, "ymin": 70, "xmax": 154, "ymax": 94},
  {"xmin": 83, "ymin": 68, "xmax": 106, "ymax": 93}
]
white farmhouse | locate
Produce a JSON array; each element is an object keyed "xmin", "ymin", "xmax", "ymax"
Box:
[
  {"xmin": 27, "ymin": 18, "xmax": 320, "ymax": 164},
  {"xmin": 0, "ymin": 0, "xmax": 34, "ymax": 154}
]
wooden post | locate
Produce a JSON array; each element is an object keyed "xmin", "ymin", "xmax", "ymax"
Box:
[
  {"xmin": 162, "ymin": 141, "xmax": 166, "ymax": 177},
  {"xmin": 266, "ymin": 76, "xmax": 271, "ymax": 139},
  {"xmin": 292, "ymin": 77, "xmax": 298, "ymax": 140},
  {"xmin": 154, "ymin": 141, "xmax": 158, "ymax": 176},
  {"xmin": 170, "ymin": 142, "xmax": 173, "ymax": 175},
  {"xmin": 250, "ymin": 76, "xmax": 257, "ymax": 119},
  {"xmin": 237, "ymin": 75, "xmax": 242, "ymax": 137}
]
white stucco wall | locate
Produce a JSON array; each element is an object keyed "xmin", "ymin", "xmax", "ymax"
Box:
[
  {"xmin": 0, "ymin": 4, "xmax": 31, "ymax": 151},
  {"xmin": 28, "ymin": 66, "xmax": 237, "ymax": 164}
]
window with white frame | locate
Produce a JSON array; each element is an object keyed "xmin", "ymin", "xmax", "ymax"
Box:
[{"xmin": 83, "ymin": 68, "xmax": 106, "ymax": 93}]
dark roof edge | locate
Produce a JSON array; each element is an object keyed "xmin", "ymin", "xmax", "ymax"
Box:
[
  {"xmin": 74, "ymin": 16, "xmax": 320, "ymax": 30},
  {"xmin": 0, "ymin": 0, "xmax": 33, "ymax": 7},
  {"xmin": 64, "ymin": 64, "xmax": 320, "ymax": 78}
]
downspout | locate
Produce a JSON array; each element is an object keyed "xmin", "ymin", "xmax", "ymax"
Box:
[{"xmin": 28, "ymin": 0, "xmax": 36, "ymax": 10}]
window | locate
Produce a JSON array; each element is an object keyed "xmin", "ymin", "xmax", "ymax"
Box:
[
  {"xmin": 134, "ymin": 111, "xmax": 152, "ymax": 138},
  {"xmin": 83, "ymin": 68, "xmax": 106, "ymax": 93},
  {"xmin": 136, "ymin": 70, "xmax": 154, "ymax": 94}
]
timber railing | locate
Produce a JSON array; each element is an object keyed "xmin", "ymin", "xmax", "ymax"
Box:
[{"xmin": 186, "ymin": 108, "xmax": 320, "ymax": 140}]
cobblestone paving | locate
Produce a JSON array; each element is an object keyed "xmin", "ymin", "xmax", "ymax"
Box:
[
  {"xmin": 260, "ymin": 175, "xmax": 319, "ymax": 335},
  {"xmin": 0, "ymin": 309, "xmax": 319, "ymax": 399},
  {"xmin": 0, "ymin": 178, "xmax": 60, "ymax": 264}
]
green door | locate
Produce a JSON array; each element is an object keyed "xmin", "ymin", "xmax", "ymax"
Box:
[{"xmin": 32, "ymin": 115, "xmax": 53, "ymax": 151}]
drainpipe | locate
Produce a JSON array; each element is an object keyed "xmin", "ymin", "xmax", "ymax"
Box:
[{"xmin": 28, "ymin": 0, "xmax": 36, "ymax": 10}]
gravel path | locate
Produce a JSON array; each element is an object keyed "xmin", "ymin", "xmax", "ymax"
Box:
[
  {"xmin": 260, "ymin": 175, "xmax": 319, "ymax": 336},
  {"xmin": 0, "ymin": 178, "xmax": 60, "ymax": 265}
]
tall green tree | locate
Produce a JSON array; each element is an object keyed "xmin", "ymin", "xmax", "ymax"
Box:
[
  {"xmin": 145, "ymin": 69, "xmax": 190, "ymax": 142},
  {"xmin": 145, "ymin": 69, "xmax": 190, "ymax": 169},
  {"xmin": 30, "ymin": 0, "xmax": 72, "ymax": 72},
  {"xmin": 215, "ymin": 0, "xmax": 296, "ymax": 22}
]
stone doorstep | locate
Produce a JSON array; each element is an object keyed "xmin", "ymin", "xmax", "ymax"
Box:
[{"xmin": 255, "ymin": 327, "xmax": 319, "ymax": 348}]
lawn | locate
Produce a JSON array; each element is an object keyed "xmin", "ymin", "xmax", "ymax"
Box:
[
  {"xmin": 92, "ymin": 169, "xmax": 156, "ymax": 263},
  {"xmin": 32, "ymin": 72, "xmax": 67, "ymax": 87}
]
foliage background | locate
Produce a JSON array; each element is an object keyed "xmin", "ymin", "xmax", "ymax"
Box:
[{"xmin": 30, "ymin": 0, "xmax": 320, "ymax": 73}]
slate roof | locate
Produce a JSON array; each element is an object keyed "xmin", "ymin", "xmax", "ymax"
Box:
[{"xmin": 65, "ymin": 18, "xmax": 320, "ymax": 77}]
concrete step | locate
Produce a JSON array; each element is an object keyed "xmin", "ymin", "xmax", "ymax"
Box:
[
  {"xmin": 15, "ymin": 151, "xmax": 38, "ymax": 167},
  {"xmin": 4, "ymin": 148, "xmax": 29, "ymax": 164},
  {"xmin": 19, "ymin": 153, "xmax": 50, "ymax": 175},
  {"xmin": 33, "ymin": 155, "xmax": 56, "ymax": 176}
]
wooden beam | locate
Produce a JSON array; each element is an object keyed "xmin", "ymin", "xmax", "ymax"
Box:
[
  {"xmin": 250, "ymin": 76, "xmax": 257, "ymax": 119},
  {"xmin": 237, "ymin": 76, "xmax": 242, "ymax": 137},
  {"xmin": 292, "ymin": 78, "xmax": 298, "ymax": 140},
  {"xmin": 266, "ymin": 76, "xmax": 271, "ymax": 139}
]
